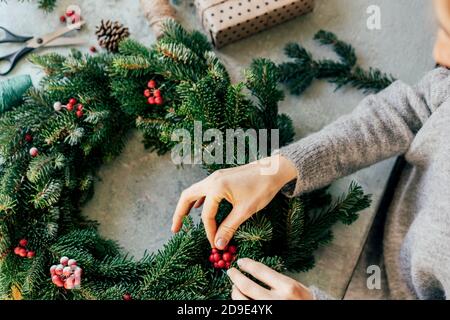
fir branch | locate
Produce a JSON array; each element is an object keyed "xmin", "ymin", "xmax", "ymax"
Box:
[
  {"xmin": 279, "ymin": 30, "xmax": 396, "ymax": 95},
  {"xmin": 26, "ymin": 153, "xmax": 65, "ymax": 184},
  {"xmin": 0, "ymin": 194, "xmax": 16, "ymax": 217},
  {"xmin": 246, "ymin": 58, "xmax": 284, "ymax": 132},
  {"xmin": 30, "ymin": 179, "xmax": 62, "ymax": 209},
  {"xmin": 37, "ymin": 0, "xmax": 57, "ymax": 12},
  {"xmin": 331, "ymin": 66, "xmax": 397, "ymax": 94},
  {"xmin": 314, "ymin": 30, "xmax": 357, "ymax": 67}
]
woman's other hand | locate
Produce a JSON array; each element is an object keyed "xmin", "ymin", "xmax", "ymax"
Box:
[{"xmin": 228, "ymin": 258, "xmax": 313, "ymax": 300}]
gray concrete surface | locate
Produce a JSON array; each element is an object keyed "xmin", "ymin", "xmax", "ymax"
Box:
[{"xmin": 0, "ymin": 0, "xmax": 436, "ymax": 299}]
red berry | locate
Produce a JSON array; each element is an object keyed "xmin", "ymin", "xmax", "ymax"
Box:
[
  {"xmin": 25, "ymin": 133, "xmax": 33, "ymax": 142},
  {"xmin": 217, "ymin": 260, "xmax": 226, "ymax": 269},
  {"xmin": 213, "ymin": 253, "xmax": 221, "ymax": 262},
  {"xmin": 222, "ymin": 252, "xmax": 232, "ymax": 262},
  {"xmin": 77, "ymin": 104, "xmax": 84, "ymax": 111},
  {"xmin": 148, "ymin": 97, "xmax": 156, "ymax": 105},
  {"xmin": 211, "ymin": 248, "xmax": 219, "ymax": 254},
  {"xmin": 19, "ymin": 248, "xmax": 27, "ymax": 257},
  {"xmin": 29, "ymin": 147, "xmax": 39, "ymax": 158},
  {"xmin": 209, "ymin": 254, "xmax": 215, "ymax": 263},
  {"xmin": 60, "ymin": 256, "xmax": 69, "ymax": 266},
  {"xmin": 69, "ymin": 98, "xmax": 77, "ymax": 105},
  {"xmin": 155, "ymin": 97, "xmax": 163, "ymax": 105},
  {"xmin": 55, "ymin": 265, "xmax": 64, "ymax": 275},
  {"xmin": 52, "ymin": 275, "xmax": 64, "ymax": 287},
  {"xmin": 225, "ymin": 262, "xmax": 231, "ymax": 269},
  {"xmin": 50, "ymin": 265, "xmax": 57, "ymax": 274},
  {"xmin": 76, "ymin": 110, "xmax": 84, "ymax": 118},
  {"xmin": 144, "ymin": 89, "xmax": 152, "ymax": 98},
  {"xmin": 68, "ymin": 259, "xmax": 77, "ymax": 267},
  {"xmin": 89, "ymin": 46, "xmax": 97, "ymax": 53},
  {"xmin": 63, "ymin": 266, "xmax": 72, "ymax": 277},
  {"xmin": 228, "ymin": 245, "xmax": 237, "ymax": 254},
  {"xmin": 19, "ymin": 239, "xmax": 28, "ymax": 247},
  {"xmin": 14, "ymin": 247, "xmax": 21, "ymax": 255},
  {"xmin": 213, "ymin": 262, "xmax": 219, "ymax": 269},
  {"xmin": 64, "ymin": 278, "xmax": 75, "ymax": 290},
  {"xmin": 27, "ymin": 251, "xmax": 35, "ymax": 259},
  {"xmin": 153, "ymin": 89, "xmax": 162, "ymax": 98},
  {"xmin": 123, "ymin": 293, "xmax": 132, "ymax": 301},
  {"xmin": 148, "ymin": 80, "xmax": 157, "ymax": 89},
  {"xmin": 66, "ymin": 10, "xmax": 75, "ymax": 17},
  {"xmin": 66, "ymin": 103, "xmax": 74, "ymax": 111},
  {"xmin": 60, "ymin": 15, "xmax": 66, "ymax": 23}
]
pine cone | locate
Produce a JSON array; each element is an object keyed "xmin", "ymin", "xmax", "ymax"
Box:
[{"xmin": 95, "ymin": 19, "xmax": 130, "ymax": 53}]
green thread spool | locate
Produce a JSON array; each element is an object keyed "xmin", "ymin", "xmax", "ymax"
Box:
[{"xmin": 0, "ymin": 75, "xmax": 33, "ymax": 115}]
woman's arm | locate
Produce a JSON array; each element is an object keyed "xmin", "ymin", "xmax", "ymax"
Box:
[{"xmin": 280, "ymin": 67, "xmax": 450, "ymax": 197}]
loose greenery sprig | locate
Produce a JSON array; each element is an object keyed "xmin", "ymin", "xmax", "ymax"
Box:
[{"xmin": 279, "ymin": 30, "xmax": 396, "ymax": 95}]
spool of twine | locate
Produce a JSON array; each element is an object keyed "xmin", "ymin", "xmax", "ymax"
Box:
[
  {"xmin": 0, "ymin": 75, "xmax": 32, "ymax": 115},
  {"xmin": 140, "ymin": 0, "xmax": 177, "ymax": 38}
]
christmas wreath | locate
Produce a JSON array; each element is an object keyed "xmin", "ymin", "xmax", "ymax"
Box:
[{"xmin": 0, "ymin": 21, "xmax": 373, "ymax": 300}]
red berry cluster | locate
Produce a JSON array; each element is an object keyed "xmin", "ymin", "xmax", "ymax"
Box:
[
  {"xmin": 50, "ymin": 256, "xmax": 82, "ymax": 290},
  {"xmin": 209, "ymin": 245, "xmax": 237, "ymax": 270},
  {"xmin": 57, "ymin": 98, "xmax": 84, "ymax": 118},
  {"xmin": 144, "ymin": 80, "xmax": 164, "ymax": 105},
  {"xmin": 59, "ymin": 8, "xmax": 81, "ymax": 24},
  {"xmin": 13, "ymin": 239, "xmax": 35, "ymax": 259}
]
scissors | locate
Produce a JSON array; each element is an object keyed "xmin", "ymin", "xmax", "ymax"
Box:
[{"xmin": 0, "ymin": 21, "xmax": 86, "ymax": 76}]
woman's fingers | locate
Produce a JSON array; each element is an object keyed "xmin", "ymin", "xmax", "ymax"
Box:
[
  {"xmin": 171, "ymin": 185, "xmax": 203, "ymax": 233},
  {"xmin": 231, "ymin": 285, "xmax": 249, "ymax": 300},
  {"xmin": 232, "ymin": 258, "xmax": 314, "ymax": 300},
  {"xmin": 193, "ymin": 197, "xmax": 205, "ymax": 208},
  {"xmin": 227, "ymin": 268, "xmax": 272, "ymax": 300},
  {"xmin": 236, "ymin": 258, "xmax": 291, "ymax": 289},
  {"xmin": 201, "ymin": 196, "xmax": 221, "ymax": 247},
  {"xmin": 214, "ymin": 206, "xmax": 249, "ymax": 249}
]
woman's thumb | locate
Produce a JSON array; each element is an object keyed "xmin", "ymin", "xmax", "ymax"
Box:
[{"xmin": 214, "ymin": 208, "xmax": 248, "ymax": 250}]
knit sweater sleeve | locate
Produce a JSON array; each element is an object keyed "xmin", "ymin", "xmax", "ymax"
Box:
[{"xmin": 279, "ymin": 67, "xmax": 450, "ymax": 197}]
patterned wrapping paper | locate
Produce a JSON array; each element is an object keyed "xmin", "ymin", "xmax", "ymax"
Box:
[{"xmin": 195, "ymin": 0, "xmax": 315, "ymax": 48}]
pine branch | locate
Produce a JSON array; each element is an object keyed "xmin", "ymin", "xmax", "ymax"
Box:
[
  {"xmin": 279, "ymin": 30, "xmax": 396, "ymax": 95},
  {"xmin": 30, "ymin": 179, "xmax": 62, "ymax": 209},
  {"xmin": 314, "ymin": 30, "xmax": 357, "ymax": 67},
  {"xmin": 246, "ymin": 58, "xmax": 284, "ymax": 130},
  {"xmin": 37, "ymin": 0, "xmax": 57, "ymax": 12},
  {"xmin": 331, "ymin": 66, "xmax": 397, "ymax": 94},
  {"xmin": 0, "ymin": 0, "xmax": 58, "ymax": 12}
]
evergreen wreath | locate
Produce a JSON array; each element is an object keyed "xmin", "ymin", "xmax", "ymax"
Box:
[{"xmin": 0, "ymin": 21, "xmax": 377, "ymax": 300}]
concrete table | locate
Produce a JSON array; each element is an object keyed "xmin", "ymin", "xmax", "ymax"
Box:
[{"xmin": 0, "ymin": 0, "xmax": 436, "ymax": 299}]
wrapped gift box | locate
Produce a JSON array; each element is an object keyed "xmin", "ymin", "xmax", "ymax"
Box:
[{"xmin": 195, "ymin": 0, "xmax": 315, "ymax": 48}]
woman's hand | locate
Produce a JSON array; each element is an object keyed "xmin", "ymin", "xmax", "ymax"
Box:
[
  {"xmin": 228, "ymin": 258, "xmax": 313, "ymax": 300},
  {"xmin": 171, "ymin": 154, "xmax": 297, "ymax": 249}
]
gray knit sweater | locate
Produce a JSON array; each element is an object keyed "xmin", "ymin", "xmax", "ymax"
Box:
[{"xmin": 280, "ymin": 67, "xmax": 450, "ymax": 300}]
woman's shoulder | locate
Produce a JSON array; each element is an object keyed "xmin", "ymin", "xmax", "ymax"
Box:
[{"xmin": 414, "ymin": 67, "xmax": 450, "ymax": 109}]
